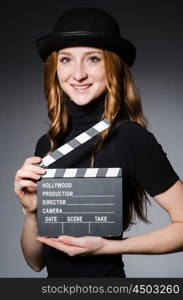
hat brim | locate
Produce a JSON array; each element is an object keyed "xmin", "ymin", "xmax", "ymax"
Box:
[{"xmin": 36, "ymin": 32, "xmax": 136, "ymax": 67}]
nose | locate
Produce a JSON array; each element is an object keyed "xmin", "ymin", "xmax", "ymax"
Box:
[{"xmin": 72, "ymin": 62, "xmax": 87, "ymax": 81}]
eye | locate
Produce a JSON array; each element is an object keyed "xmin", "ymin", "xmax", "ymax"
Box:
[
  {"xmin": 59, "ymin": 57, "xmax": 71, "ymax": 63},
  {"xmin": 88, "ymin": 56, "xmax": 101, "ymax": 63}
]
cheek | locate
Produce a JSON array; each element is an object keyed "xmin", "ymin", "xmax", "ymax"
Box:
[
  {"xmin": 95, "ymin": 72, "xmax": 106, "ymax": 90},
  {"xmin": 57, "ymin": 66, "xmax": 70, "ymax": 83},
  {"xmin": 92, "ymin": 65, "xmax": 106, "ymax": 82}
]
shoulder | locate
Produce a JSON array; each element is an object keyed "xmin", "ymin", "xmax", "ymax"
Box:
[
  {"xmin": 34, "ymin": 134, "xmax": 51, "ymax": 157},
  {"xmin": 114, "ymin": 120, "xmax": 158, "ymax": 147},
  {"xmin": 116, "ymin": 121, "xmax": 179, "ymax": 197},
  {"xmin": 117, "ymin": 120, "xmax": 149, "ymax": 134}
]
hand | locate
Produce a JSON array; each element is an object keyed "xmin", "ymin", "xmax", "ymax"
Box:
[
  {"xmin": 14, "ymin": 156, "xmax": 46, "ymax": 213},
  {"xmin": 36, "ymin": 235, "xmax": 108, "ymax": 256}
]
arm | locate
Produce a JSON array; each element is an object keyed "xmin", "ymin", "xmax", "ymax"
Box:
[
  {"xmin": 21, "ymin": 211, "xmax": 45, "ymax": 272},
  {"xmin": 117, "ymin": 179, "xmax": 183, "ymax": 255},
  {"xmin": 36, "ymin": 180, "xmax": 183, "ymax": 256},
  {"xmin": 15, "ymin": 157, "xmax": 46, "ymax": 271}
]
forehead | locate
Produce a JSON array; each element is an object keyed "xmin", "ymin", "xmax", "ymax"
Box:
[{"xmin": 58, "ymin": 46, "xmax": 103, "ymax": 55}]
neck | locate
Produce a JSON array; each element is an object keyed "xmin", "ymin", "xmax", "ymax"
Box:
[{"xmin": 67, "ymin": 93, "xmax": 106, "ymax": 130}]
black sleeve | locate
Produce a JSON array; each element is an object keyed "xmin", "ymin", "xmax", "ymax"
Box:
[
  {"xmin": 126, "ymin": 122, "xmax": 179, "ymax": 197},
  {"xmin": 34, "ymin": 134, "xmax": 51, "ymax": 158}
]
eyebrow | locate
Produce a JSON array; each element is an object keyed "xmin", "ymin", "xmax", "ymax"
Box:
[{"xmin": 58, "ymin": 50, "xmax": 102, "ymax": 56}]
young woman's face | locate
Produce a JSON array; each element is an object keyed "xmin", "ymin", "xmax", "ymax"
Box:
[{"xmin": 57, "ymin": 47, "xmax": 107, "ymax": 105}]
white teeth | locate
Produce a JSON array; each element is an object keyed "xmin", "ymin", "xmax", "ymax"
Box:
[{"xmin": 72, "ymin": 85, "xmax": 90, "ymax": 90}]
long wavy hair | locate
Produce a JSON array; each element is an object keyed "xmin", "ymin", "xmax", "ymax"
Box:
[{"xmin": 43, "ymin": 49, "xmax": 150, "ymax": 231}]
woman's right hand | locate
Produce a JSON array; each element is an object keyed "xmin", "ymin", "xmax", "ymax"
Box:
[{"xmin": 14, "ymin": 156, "xmax": 46, "ymax": 213}]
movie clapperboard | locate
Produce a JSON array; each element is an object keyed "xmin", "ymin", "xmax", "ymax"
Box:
[{"xmin": 37, "ymin": 119, "xmax": 123, "ymax": 237}]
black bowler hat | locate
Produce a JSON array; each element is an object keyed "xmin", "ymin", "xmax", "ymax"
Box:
[{"xmin": 36, "ymin": 7, "xmax": 136, "ymax": 67}]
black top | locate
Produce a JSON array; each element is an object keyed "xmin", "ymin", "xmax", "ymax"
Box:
[{"xmin": 35, "ymin": 94, "xmax": 179, "ymax": 277}]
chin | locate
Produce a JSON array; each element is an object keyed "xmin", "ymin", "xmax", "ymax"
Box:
[
  {"xmin": 72, "ymin": 100, "xmax": 92, "ymax": 106},
  {"xmin": 70, "ymin": 96, "xmax": 95, "ymax": 106}
]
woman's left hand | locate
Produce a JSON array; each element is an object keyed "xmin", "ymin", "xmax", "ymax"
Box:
[{"xmin": 36, "ymin": 235, "xmax": 108, "ymax": 256}]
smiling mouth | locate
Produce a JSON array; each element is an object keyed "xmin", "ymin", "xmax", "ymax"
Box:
[{"xmin": 71, "ymin": 84, "xmax": 92, "ymax": 90}]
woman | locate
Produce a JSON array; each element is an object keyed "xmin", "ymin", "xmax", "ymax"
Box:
[{"xmin": 14, "ymin": 7, "xmax": 183, "ymax": 277}]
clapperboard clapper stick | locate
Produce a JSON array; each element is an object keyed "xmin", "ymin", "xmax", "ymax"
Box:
[{"xmin": 37, "ymin": 118, "xmax": 123, "ymax": 237}]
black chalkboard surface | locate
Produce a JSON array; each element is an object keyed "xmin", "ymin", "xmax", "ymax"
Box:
[{"xmin": 37, "ymin": 168, "xmax": 122, "ymax": 237}]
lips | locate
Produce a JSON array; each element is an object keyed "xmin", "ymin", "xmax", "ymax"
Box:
[{"xmin": 71, "ymin": 84, "xmax": 92, "ymax": 91}]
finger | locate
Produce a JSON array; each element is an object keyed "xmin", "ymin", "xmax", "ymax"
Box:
[
  {"xmin": 36, "ymin": 237, "xmax": 63, "ymax": 245},
  {"xmin": 36, "ymin": 237, "xmax": 84, "ymax": 256},
  {"xmin": 15, "ymin": 179, "xmax": 38, "ymax": 190},
  {"xmin": 36, "ymin": 237, "xmax": 71, "ymax": 252},
  {"xmin": 23, "ymin": 156, "xmax": 42, "ymax": 165},
  {"xmin": 57, "ymin": 235, "xmax": 86, "ymax": 247},
  {"xmin": 16, "ymin": 169, "xmax": 42, "ymax": 181},
  {"xmin": 21, "ymin": 165, "xmax": 46, "ymax": 175}
]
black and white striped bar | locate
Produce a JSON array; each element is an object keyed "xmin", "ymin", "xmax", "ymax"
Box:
[
  {"xmin": 42, "ymin": 168, "xmax": 122, "ymax": 178},
  {"xmin": 40, "ymin": 118, "xmax": 110, "ymax": 167}
]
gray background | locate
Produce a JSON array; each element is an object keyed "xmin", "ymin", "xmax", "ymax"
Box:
[{"xmin": 0, "ymin": 0, "xmax": 183, "ymax": 277}]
